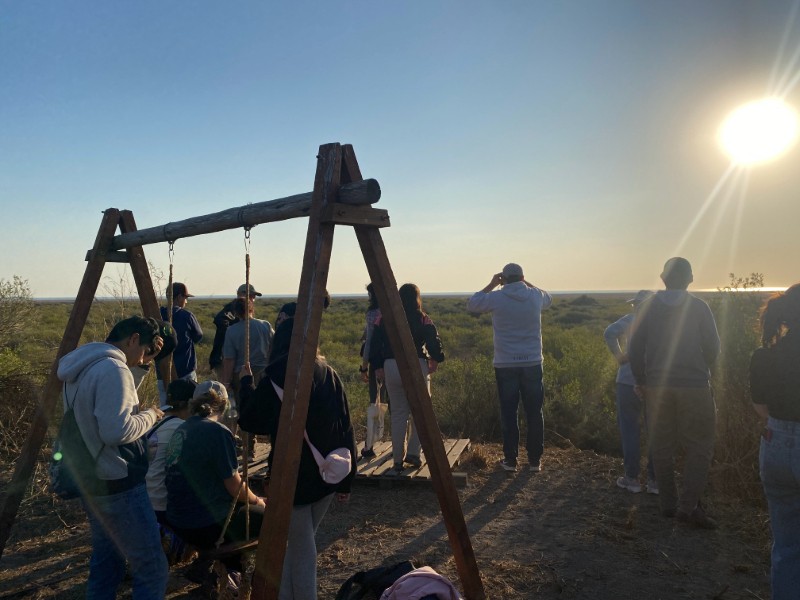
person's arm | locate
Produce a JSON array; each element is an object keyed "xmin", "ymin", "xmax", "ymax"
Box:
[
  {"xmin": 223, "ymin": 472, "xmax": 265, "ymax": 507},
  {"xmin": 423, "ymin": 315, "xmax": 445, "ymax": 365},
  {"xmin": 190, "ymin": 314, "xmax": 203, "ymax": 343},
  {"xmin": 604, "ymin": 317, "xmax": 630, "ymax": 365},
  {"xmin": 628, "ymin": 312, "xmax": 648, "ymax": 387},
  {"xmin": 222, "ymin": 358, "xmax": 234, "ymax": 388},
  {"xmin": 753, "ymin": 403, "xmax": 770, "ymax": 420},
  {"xmin": 700, "ymin": 303, "xmax": 721, "ymax": 368},
  {"xmin": 95, "ymin": 364, "xmax": 161, "ymax": 445},
  {"xmin": 466, "ymin": 275, "xmax": 503, "ymax": 312}
]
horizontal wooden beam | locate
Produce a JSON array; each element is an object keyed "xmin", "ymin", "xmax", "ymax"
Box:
[
  {"xmin": 106, "ymin": 178, "xmax": 380, "ymax": 251},
  {"xmin": 84, "ymin": 249, "xmax": 129, "ymax": 263},
  {"xmin": 321, "ymin": 204, "xmax": 390, "ymax": 228}
]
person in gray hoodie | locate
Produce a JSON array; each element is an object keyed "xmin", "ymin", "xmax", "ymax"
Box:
[
  {"xmin": 57, "ymin": 316, "xmax": 169, "ymax": 599},
  {"xmin": 467, "ymin": 263, "xmax": 552, "ymax": 472},
  {"xmin": 629, "ymin": 257, "xmax": 720, "ymax": 529}
]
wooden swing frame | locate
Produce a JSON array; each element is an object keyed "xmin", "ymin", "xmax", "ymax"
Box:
[{"xmin": 0, "ymin": 143, "xmax": 486, "ymax": 600}]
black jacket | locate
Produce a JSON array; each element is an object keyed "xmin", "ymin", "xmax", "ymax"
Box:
[{"xmin": 238, "ymin": 354, "xmax": 356, "ymax": 505}]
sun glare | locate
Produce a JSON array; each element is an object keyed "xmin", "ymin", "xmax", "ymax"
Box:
[{"xmin": 718, "ymin": 98, "xmax": 799, "ymax": 165}]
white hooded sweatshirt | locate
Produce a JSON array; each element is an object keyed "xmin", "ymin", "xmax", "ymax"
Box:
[
  {"xmin": 57, "ymin": 342, "xmax": 159, "ymax": 482},
  {"xmin": 467, "ymin": 282, "xmax": 552, "ymax": 367}
]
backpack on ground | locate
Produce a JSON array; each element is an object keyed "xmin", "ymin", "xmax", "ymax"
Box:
[
  {"xmin": 335, "ymin": 560, "xmax": 416, "ymax": 600},
  {"xmin": 49, "ymin": 383, "xmax": 102, "ymax": 499}
]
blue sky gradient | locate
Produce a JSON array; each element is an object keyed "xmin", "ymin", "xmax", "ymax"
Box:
[{"xmin": 2, "ymin": 1, "xmax": 799, "ymax": 297}]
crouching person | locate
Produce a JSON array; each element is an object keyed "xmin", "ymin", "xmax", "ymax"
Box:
[
  {"xmin": 57, "ymin": 316, "xmax": 169, "ymax": 600},
  {"xmin": 165, "ymin": 381, "xmax": 266, "ymax": 578}
]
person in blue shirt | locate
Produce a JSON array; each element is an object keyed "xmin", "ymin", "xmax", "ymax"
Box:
[{"xmin": 158, "ymin": 282, "xmax": 203, "ymax": 403}]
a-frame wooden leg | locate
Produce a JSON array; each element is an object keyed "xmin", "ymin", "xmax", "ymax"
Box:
[
  {"xmin": 0, "ymin": 209, "xmax": 122, "ymax": 558},
  {"xmin": 343, "ymin": 145, "xmax": 485, "ymax": 599},
  {"xmin": 119, "ymin": 211, "xmax": 172, "ymax": 385},
  {"xmin": 354, "ymin": 224, "xmax": 487, "ymax": 600},
  {"xmin": 251, "ymin": 143, "xmax": 342, "ymax": 600}
]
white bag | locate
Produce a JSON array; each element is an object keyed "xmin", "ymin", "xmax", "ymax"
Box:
[
  {"xmin": 271, "ymin": 380, "xmax": 352, "ymax": 484},
  {"xmin": 365, "ymin": 399, "xmax": 388, "ymax": 450}
]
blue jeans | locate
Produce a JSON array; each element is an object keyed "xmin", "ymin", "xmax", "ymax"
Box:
[
  {"xmin": 82, "ymin": 483, "xmax": 168, "ymax": 600},
  {"xmin": 616, "ymin": 383, "xmax": 655, "ymax": 481},
  {"xmin": 495, "ymin": 365, "xmax": 544, "ymax": 465},
  {"xmin": 760, "ymin": 417, "xmax": 800, "ymax": 600}
]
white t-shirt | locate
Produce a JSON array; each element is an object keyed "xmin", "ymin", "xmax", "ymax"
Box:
[{"xmin": 145, "ymin": 416, "xmax": 185, "ymax": 512}]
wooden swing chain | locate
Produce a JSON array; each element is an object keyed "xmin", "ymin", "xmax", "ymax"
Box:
[{"xmin": 243, "ymin": 227, "xmax": 252, "ymax": 540}]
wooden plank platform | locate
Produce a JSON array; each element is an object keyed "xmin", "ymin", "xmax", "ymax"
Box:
[
  {"xmin": 242, "ymin": 438, "xmax": 472, "ymax": 488},
  {"xmin": 356, "ymin": 438, "xmax": 471, "ymax": 488}
]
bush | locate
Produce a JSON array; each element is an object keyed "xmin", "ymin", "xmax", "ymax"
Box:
[{"xmin": 708, "ymin": 273, "xmax": 766, "ymax": 503}]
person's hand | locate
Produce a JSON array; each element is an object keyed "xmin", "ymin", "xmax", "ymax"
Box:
[
  {"xmin": 616, "ymin": 353, "xmax": 629, "ymax": 366},
  {"xmin": 634, "ymin": 385, "xmax": 646, "ymax": 399},
  {"xmin": 491, "ymin": 273, "xmax": 504, "ymax": 288},
  {"xmin": 360, "ymin": 369, "xmax": 369, "ymax": 383},
  {"xmin": 143, "ymin": 336, "xmax": 164, "ymax": 363},
  {"xmin": 240, "ymin": 362, "xmax": 253, "ymax": 379},
  {"xmin": 336, "ymin": 493, "xmax": 350, "ymax": 503},
  {"xmin": 150, "ymin": 406, "xmax": 165, "ymax": 420},
  {"xmin": 254, "ymin": 496, "xmax": 266, "ymax": 508},
  {"xmin": 375, "ymin": 368, "xmax": 384, "ymax": 383},
  {"xmin": 427, "ymin": 359, "xmax": 439, "ymax": 374}
]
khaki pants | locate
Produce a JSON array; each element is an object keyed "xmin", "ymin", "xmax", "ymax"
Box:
[{"xmin": 646, "ymin": 386, "xmax": 716, "ymax": 513}]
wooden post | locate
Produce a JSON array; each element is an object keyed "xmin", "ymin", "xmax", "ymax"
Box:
[
  {"xmin": 0, "ymin": 209, "xmax": 121, "ymax": 558},
  {"xmin": 251, "ymin": 143, "xmax": 342, "ymax": 599},
  {"xmin": 347, "ymin": 148, "xmax": 486, "ymax": 600}
]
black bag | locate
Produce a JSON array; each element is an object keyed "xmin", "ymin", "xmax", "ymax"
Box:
[
  {"xmin": 49, "ymin": 384, "xmax": 102, "ymax": 499},
  {"xmin": 335, "ymin": 561, "xmax": 415, "ymax": 600}
]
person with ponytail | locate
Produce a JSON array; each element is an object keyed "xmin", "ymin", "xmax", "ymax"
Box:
[
  {"xmin": 750, "ymin": 283, "xmax": 800, "ymax": 599},
  {"xmin": 369, "ymin": 283, "xmax": 445, "ymax": 476},
  {"xmin": 165, "ymin": 381, "xmax": 265, "ymax": 566}
]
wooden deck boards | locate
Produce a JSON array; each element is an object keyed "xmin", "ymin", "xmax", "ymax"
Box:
[{"xmin": 244, "ymin": 438, "xmax": 471, "ymax": 489}]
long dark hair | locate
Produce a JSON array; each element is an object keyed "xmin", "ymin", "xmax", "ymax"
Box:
[
  {"xmin": 399, "ymin": 283, "xmax": 426, "ymax": 339},
  {"xmin": 366, "ymin": 283, "xmax": 379, "ymax": 311},
  {"xmin": 760, "ymin": 283, "xmax": 800, "ymax": 347}
]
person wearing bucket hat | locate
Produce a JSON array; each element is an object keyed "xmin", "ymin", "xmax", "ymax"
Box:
[
  {"xmin": 209, "ymin": 283, "xmax": 263, "ymax": 376},
  {"xmin": 604, "ymin": 290, "xmax": 656, "ymax": 494},
  {"xmin": 158, "ymin": 282, "xmax": 203, "ymax": 403},
  {"xmin": 467, "ymin": 264, "xmax": 552, "ymax": 473},
  {"xmin": 629, "ymin": 257, "xmax": 720, "ymax": 529},
  {"xmin": 238, "ymin": 317, "xmax": 356, "ymax": 599}
]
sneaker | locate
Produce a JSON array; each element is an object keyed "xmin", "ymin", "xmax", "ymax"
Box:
[
  {"xmin": 361, "ymin": 447, "xmax": 376, "ymax": 459},
  {"xmin": 677, "ymin": 504, "xmax": 718, "ymax": 530},
  {"xmin": 498, "ymin": 459, "xmax": 517, "ymax": 472},
  {"xmin": 616, "ymin": 476, "xmax": 643, "ymax": 493},
  {"xmin": 386, "ymin": 463, "xmax": 405, "ymax": 477},
  {"xmin": 404, "ymin": 455, "xmax": 422, "ymax": 468},
  {"xmin": 529, "ymin": 460, "xmax": 542, "ymax": 473},
  {"xmin": 646, "ymin": 479, "xmax": 659, "ymax": 495}
]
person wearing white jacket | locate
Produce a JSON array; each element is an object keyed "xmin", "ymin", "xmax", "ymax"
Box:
[
  {"xmin": 57, "ymin": 316, "xmax": 168, "ymax": 600},
  {"xmin": 467, "ymin": 263, "xmax": 552, "ymax": 473}
]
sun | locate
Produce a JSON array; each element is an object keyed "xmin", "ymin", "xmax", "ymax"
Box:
[{"xmin": 718, "ymin": 98, "xmax": 799, "ymax": 165}]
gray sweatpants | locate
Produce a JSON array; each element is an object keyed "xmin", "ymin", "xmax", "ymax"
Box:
[{"xmin": 278, "ymin": 493, "xmax": 334, "ymax": 600}]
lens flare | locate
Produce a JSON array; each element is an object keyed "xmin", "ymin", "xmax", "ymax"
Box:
[{"xmin": 718, "ymin": 98, "xmax": 799, "ymax": 165}]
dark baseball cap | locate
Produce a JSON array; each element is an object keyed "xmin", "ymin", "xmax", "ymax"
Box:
[{"xmin": 172, "ymin": 282, "xmax": 194, "ymax": 298}]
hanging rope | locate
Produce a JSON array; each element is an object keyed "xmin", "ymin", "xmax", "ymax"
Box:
[
  {"xmin": 165, "ymin": 241, "xmax": 175, "ymax": 385},
  {"xmin": 214, "ymin": 227, "xmax": 255, "ymax": 546},
  {"xmin": 242, "ymin": 227, "xmax": 252, "ymax": 540}
]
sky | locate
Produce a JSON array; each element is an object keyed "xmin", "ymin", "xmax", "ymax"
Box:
[{"xmin": 1, "ymin": 1, "xmax": 799, "ymax": 299}]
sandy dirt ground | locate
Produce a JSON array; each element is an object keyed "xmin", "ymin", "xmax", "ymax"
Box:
[{"xmin": 0, "ymin": 443, "xmax": 772, "ymax": 599}]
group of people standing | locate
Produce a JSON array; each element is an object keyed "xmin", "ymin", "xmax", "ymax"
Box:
[
  {"xmin": 56, "ymin": 264, "xmax": 798, "ymax": 599},
  {"xmin": 58, "ymin": 282, "xmax": 355, "ymax": 600}
]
